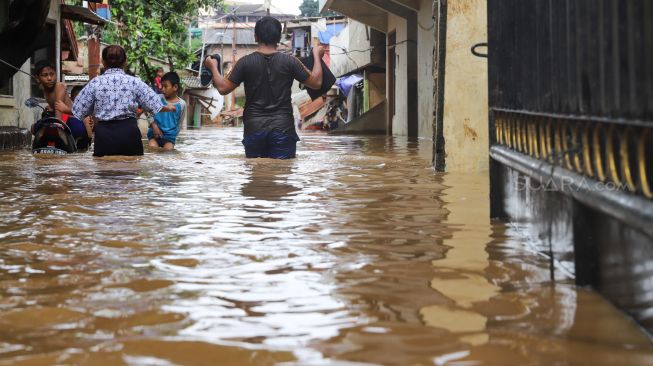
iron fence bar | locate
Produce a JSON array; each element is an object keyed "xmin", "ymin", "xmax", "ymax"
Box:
[
  {"xmin": 490, "ymin": 145, "xmax": 653, "ymax": 239},
  {"xmin": 490, "ymin": 108, "xmax": 653, "ymax": 129}
]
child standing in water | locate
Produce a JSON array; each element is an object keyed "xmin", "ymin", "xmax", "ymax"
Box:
[{"xmin": 147, "ymin": 72, "xmax": 186, "ymax": 151}]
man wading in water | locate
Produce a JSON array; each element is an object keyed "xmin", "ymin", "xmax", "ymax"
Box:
[
  {"xmin": 204, "ymin": 16, "xmax": 324, "ymax": 159},
  {"xmin": 73, "ymin": 45, "xmax": 177, "ymax": 157}
]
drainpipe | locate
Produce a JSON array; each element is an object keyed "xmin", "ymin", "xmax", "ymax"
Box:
[
  {"xmin": 87, "ymin": 2, "xmax": 101, "ymax": 80},
  {"xmin": 406, "ymin": 13, "xmax": 418, "ymax": 138},
  {"xmin": 433, "ymin": 0, "xmax": 447, "ymax": 171}
]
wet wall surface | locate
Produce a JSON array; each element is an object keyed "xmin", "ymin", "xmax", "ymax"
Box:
[
  {"xmin": 0, "ymin": 128, "xmax": 651, "ymax": 365},
  {"xmin": 0, "ymin": 127, "xmax": 31, "ymax": 150},
  {"xmin": 498, "ymin": 163, "xmax": 653, "ymax": 334}
]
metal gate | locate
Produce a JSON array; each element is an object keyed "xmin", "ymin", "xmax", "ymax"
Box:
[
  {"xmin": 488, "ymin": 0, "xmax": 653, "ymax": 217},
  {"xmin": 487, "ymin": 0, "xmax": 653, "ymax": 330}
]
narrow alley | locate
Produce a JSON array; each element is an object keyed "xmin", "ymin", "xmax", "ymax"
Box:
[{"xmin": 0, "ymin": 129, "xmax": 651, "ymax": 365}]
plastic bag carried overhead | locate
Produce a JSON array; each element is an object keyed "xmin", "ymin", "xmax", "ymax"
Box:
[{"xmin": 300, "ymin": 53, "xmax": 337, "ymax": 101}]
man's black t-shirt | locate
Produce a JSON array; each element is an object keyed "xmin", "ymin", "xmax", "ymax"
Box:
[{"xmin": 227, "ymin": 52, "xmax": 310, "ymax": 134}]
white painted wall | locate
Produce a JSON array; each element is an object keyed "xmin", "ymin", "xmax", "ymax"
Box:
[
  {"xmin": 388, "ymin": 14, "xmax": 407, "ymax": 136},
  {"xmin": 0, "ymin": 61, "xmax": 35, "ymax": 128},
  {"xmin": 417, "ymin": 0, "xmax": 435, "ymax": 140},
  {"xmin": 329, "ymin": 19, "xmax": 372, "ymax": 78},
  {"xmin": 388, "ymin": 5, "xmax": 435, "ymax": 141}
]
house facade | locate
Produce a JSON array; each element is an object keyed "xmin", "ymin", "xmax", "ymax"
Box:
[
  {"xmin": 0, "ymin": 0, "xmax": 104, "ymax": 132},
  {"xmin": 284, "ymin": 16, "xmax": 386, "ymax": 133},
  {"xmin": 0, "ymin": 0, "xmax": 62, "ymax": 130},
  {"xmin": 320, "ymin": 0, "xmax": 489, "ymax": 172}
]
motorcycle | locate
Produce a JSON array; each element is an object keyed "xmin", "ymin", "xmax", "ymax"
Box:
[{"xmin": 25, "ymin": 97, "xmax": 78, "ymax": 155}]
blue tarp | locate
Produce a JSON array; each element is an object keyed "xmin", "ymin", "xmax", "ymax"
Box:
[
  {"xmin": 336, "ymin": 74, "xmax": 364, "ymax": 97},
  {"xmin": 96, "ymin": 7, "xmax": 111, "ymax": 20},
  {"xmin": 318, "ymin": 23, "xmax": 346, "ymax": 45}
]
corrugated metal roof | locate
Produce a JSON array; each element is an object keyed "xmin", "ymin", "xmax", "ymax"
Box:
[
  {"xmin": 212, "ymin": 3, "xmax": 296, "ymax": 19},
  {"xmin": 182, "ymin": 76, "xmax": 208, "ymax": 90},
  {"xmin": 225, "ymin": 4, "xmax": 264, "ymax": 13},
  {"xmin": 60, "ymin": 4, "xmax": 107, "ymax": 26},
  {"xmin": 285, "ymin": 16, "xmax": 346, "ymax": 28},
  {"xmin": 203, "ymin": 27, "xmax": 256, "ymax": 45}
]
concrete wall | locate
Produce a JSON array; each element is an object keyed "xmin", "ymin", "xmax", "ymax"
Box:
[
  {"xmin": 0, "ymin": 0, "xmax": 60, "ymax": 130},
  {"xmin": 417, "ymin": 0, "xmax": 436, "ymax": 141},
  {"xmin": 441, "ymin": 0, "xmax": 488, "ymax": 172},
  {"xmin": 329, "ymin": 20, "xmax": 372, "ymax": 77},
  {"xmin": 330, "ymin": 101, "xmax": 386, "ymax": 135},
  {"xmin": 207, "ymin": 45, "xmax": 256, "ymax": 66},
  {"xmin": 387, "ymin": 3, "xmax": 435, "ymax": 141},
  {"xmin": 388, "ymin": 14, "xmax": 407, "ymax": 136},
  {"xmin": 495, "ymin": 163, "xmax": 653, "ymax": 333},
  {"xmin": 0, "ymin": 61, "xmax": 35, "ymax": 129}
]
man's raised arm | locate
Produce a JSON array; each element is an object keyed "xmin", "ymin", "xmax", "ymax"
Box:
[
  {"xmin": 205, "ymin": 57, "xmax": 238, "ymax": 96},
  {"xmin": 303, "ymin": 46, "xmax": 324, "ymax": 90}
]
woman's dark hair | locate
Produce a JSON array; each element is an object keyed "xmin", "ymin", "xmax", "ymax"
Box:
[
  {"xmin": 254, "ymin": 16, "xmax": 282, "ymax": 45},
  {"xmin": 102, "ymin": 45, "xmax": 127, "ymax": 69}
]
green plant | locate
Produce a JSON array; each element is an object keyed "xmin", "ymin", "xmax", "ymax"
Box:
[
  {"xmin": 299, "ymin": 0, "xmax": 319, "ymax": 17},
  {"xmin": 103, "ymin": 0, "xmax": 223, "ymax": 83},
  {"xmin": 299, "ymin": 0, "xmax": 338, "ymax": 17}
]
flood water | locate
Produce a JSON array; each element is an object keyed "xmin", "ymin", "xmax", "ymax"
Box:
[{"xmin": 0, "ymin": 128, "xmax": 652, "ymax": 366}]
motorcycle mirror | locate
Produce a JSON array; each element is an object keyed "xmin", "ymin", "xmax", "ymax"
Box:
[{"xmin": 24, "ymin": 97, "xmax": 42, "ymax": 109}]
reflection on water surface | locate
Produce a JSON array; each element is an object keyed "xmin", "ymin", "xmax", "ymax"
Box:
[{"xmin": 0, "ymin": 128, "xmax": 651, "ymax": 365}]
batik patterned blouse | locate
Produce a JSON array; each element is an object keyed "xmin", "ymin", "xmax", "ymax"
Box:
[{"xmin": 73, "ymin": 68, "xmax": 164, "ymax": 121}]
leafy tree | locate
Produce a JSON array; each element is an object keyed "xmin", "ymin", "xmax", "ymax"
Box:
[
  {"xmin": 100, "ymin": 0, "xmax": 223, "ymax": 83},
  {"xmin": 299, "ymin": 0, "xmax": 339, "ymax": 18},
  {"xmin": 299, "ymin": 0, "xmax": 319, "ymax": 17}
]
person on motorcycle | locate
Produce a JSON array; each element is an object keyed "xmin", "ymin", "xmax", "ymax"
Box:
[
  {"xmin": 31, "ymin": 60, "xmax": 92, "ymax": 147},
  {"xmin": 33, "ymin": 60, "xmax": 71, "ymax": 121}
]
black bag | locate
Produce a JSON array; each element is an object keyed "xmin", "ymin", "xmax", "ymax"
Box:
[{"xmin": 300, "ymin": 53, "xmax": 336, "ymax": 100}]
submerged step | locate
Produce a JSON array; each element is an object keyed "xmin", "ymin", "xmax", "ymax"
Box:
[{"xmin": 0, "ymin": 127, "xmax": 31, "ymax": 150}]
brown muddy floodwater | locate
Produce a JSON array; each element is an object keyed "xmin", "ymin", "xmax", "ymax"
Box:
[{"xmin": 0, "ymin": 128, "xmax": 652, "ymax": 366}]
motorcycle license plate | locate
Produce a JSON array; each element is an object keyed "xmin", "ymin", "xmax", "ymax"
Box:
[{"xmin": 33, "ymin": 147, "xmax": 67, "ymax": 155}]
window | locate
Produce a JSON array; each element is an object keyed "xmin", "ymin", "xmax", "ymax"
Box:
[
  {"xmin": 0, "ymin": 1, "xmax": 11, "ymax": 97},
  {"xmin": 0, "ymin": 1, "xmax": 7, "ymax": 32},
  {"xmin": 0, "ymin": 77, "xmax": 12, "ymax": 96},
  {"xmin": 30, "ymin": 22, "xmax": 57, "ymax": 98}
]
